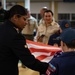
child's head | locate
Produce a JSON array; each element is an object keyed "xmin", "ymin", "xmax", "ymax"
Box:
[
  {"xmin": 59, "ymin": 20, "xmax": 71, "ymax": 33},
  {"xmin": 60, "ymin": 28, "xmax": 75, "ymax": 48}
]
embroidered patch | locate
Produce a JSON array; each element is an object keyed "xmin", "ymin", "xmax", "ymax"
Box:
[{"xmin": 24, "ymin": 45, "xmax": 28, "ymax": 48}]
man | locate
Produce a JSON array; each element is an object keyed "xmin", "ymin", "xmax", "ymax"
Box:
[
  {"xmin": 22, "ymin": 10, "xmax": 38, "ymax": 41},
  {"xmin": 0, "ymin": 2, "xmax": 6, "ymax": 24},
  {"xmin": 36, "ymin": 10, "xmax": 59, "ymax": 44},
  {"xmin": 39, "ymin": 7, "xmax": 48, "ymax": 25}
]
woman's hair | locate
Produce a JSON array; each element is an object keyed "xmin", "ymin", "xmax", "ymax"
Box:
[{"xmin": 5, "ymin": 5, "xmax": 28, "ymax": 20}]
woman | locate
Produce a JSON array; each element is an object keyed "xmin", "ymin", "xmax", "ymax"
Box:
[{"xmin": 0, "ymin": 5, "xmax": 55, "ymax": 75}]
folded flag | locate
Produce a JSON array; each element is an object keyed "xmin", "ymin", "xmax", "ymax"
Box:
[{"xmin": 26, "ymin": 40, "xmax": 62, "ymax": 63}]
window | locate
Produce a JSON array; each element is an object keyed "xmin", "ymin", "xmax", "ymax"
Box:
[
  {"xmin": 31, "ymin": 13, "xmax": 36, "ymax": 18},
  {"xmin": 58, "ymin": 13, "xmax": 75, "ymax": 28},
  {"xmin": 31, "ymin": 13, "xmax": 41, "ymax": 23},
  {"xmin": 38, "ymin": 14, "xmax": 41, "ymax": 22},
  {"xmin": 71, "ymin": 21, "xmax": 75, "ymax": 28},
  {"xmin": 71, "ymin": 14, "xmax": 75, "ymax": 20},
  {"xmin": 58, "ymin": 13, "xmax": 70, "ymax": 21}
]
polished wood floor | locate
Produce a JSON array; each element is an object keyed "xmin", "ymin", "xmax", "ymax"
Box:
[{"xmin": 19, "ymin": 65, "xmax": 40, "ymax": 75}]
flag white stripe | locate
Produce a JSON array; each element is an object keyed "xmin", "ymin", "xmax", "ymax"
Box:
[
  {"xmin": 41, "ymin": 56, "xmax": 53, "ymax": 63},
  {"xmin": 32, "ymin": 52, "xmax": 51, "ymax": 57},
  {"xmin": 27, "ymin": 43, "xmax": 61, "ymax": 50},
  {"xmin": 26, "ymin": 40, "xmax": 62, "ymax": 62}
]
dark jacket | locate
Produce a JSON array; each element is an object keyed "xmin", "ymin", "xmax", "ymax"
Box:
[
  {"xmin": 49, "ymin": 51, "xmax": 75, "ymax": 75},
  {"xmin": 0, "ymin": 20, "xmax": 48, "ymax": 75},
  {"xmin": 0, "ymin": 8, "xmax": 6, "ymax": 22},
  {"xmin": 48, "ymin": 30, "xmax": 61, "ymax": 46}
]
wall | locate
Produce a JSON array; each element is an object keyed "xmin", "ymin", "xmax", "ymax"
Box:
[
  {"xmin": 30, "ymin": 2, "xmax": 50, "ymax": 13},
  {"xmin": 58, "ymin": 2, "xmax": 75, "ymax": 13}
]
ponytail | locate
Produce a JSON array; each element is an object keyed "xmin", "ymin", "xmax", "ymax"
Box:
[
  {"xmin": 4, "ymin": 5, "xmax": 28, "ymax": 20},
  {"xmin": 4, "ymin": 10, "xmax": 10, "ymax": 20}
]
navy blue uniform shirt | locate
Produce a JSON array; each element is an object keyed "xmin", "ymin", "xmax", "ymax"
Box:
[
  {"xmin": 0, "ymin": 20, "xmax": 48, "ymax": 75},
  {"xmin": 49, "ymin": 51, "xmax": 75, "ymax": 75},
  {"xmin": 48, "ymin": 33, "xmax": 61, "ymax": 46}
]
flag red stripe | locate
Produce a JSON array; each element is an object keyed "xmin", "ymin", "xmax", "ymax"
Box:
[
  {"xmin": 26, "ymin": 40, "xmax": 62, "ymax": 62},
  {"xmin": 29, "ymin": 48, "xmax": 61, "ymax": 53},
  {"xmin": 36, "ymin": 55, "xmax": 49, "ymax": 60},
  {"xmin": 26, "ymin": 40, "xmax": 58, "ymax": 47}
]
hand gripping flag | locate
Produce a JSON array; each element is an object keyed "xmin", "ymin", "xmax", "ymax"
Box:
[{"xmin": 26, "ymin": 40, "xmax": 62, "ymax": 63}]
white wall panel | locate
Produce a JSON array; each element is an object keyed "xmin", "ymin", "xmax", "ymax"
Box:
[
  {"xmin": 30, "ymin": 2, "xmax": 50, "ymax": 13},
  {"xmin": 58, "ymin": 2, "xmax": 75, "ymax": 13}
]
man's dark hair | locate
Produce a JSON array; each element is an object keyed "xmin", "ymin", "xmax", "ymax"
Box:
[
  {"xmin": 42, "ymin": 8, "xmax": 48, "ymax": 12},
  {"xmin": 44, "ymin": 10, "xmax": 53, "ymax": 16}
]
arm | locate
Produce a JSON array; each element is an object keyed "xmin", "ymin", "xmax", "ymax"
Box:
[{"xmin": 8, "ymin": 32, "xmax": 48, "ymax": 74}]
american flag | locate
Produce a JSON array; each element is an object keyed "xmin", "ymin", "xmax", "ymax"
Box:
[{"xmin": 26, "ymin": 40, "xmax": 62, "ymax": 63}]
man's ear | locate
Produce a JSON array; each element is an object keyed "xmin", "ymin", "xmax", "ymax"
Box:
[
  {"xmin": 61, "ymin": 41, "xmax": 66, "ymax": 47},
  {"xmin": 63, "ymin": 42, "xmax": 65, "ymax": 46},
  {"xmin": 61, "ymin": 41, "xmax": 64, "ymax": 47}
]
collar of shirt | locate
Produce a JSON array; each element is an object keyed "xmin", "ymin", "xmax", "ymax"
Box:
[
  {"xmin": 44, "ymin": 21, "xmax": 55, "ymax": 26},
  {"xmin": 60, "ymin": 51, "xmax": 75, "ymax": 57},
  {"xmin": 51, "ymin": 21, "xmax": 56, "ymax": 26},
  {"xmin": 13, "ymin": 27, "xmax": 20, "ymax": 33}
]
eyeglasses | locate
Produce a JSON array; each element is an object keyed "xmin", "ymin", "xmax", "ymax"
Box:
[{"xmin": 16, "ymin": 14, "xmax": 28, "ymax": 21}]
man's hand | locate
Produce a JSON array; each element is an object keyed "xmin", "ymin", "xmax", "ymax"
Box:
[{"xmin": 37, "ymin": 35, "xmax": 45, "ymax": 42}]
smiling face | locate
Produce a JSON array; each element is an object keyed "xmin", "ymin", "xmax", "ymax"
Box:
[
  {"xmin": 43, "ymin": 12, "xmax": 53, "ymax": 24},
  {"xmin": 10, "ymin": 14, "xmax": 28, "ymax": 30}
]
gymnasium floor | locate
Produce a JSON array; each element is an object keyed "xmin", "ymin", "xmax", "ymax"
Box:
[{"xmin": 18, "ymin": 64, "xmax": 40, "ymax": 75}]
